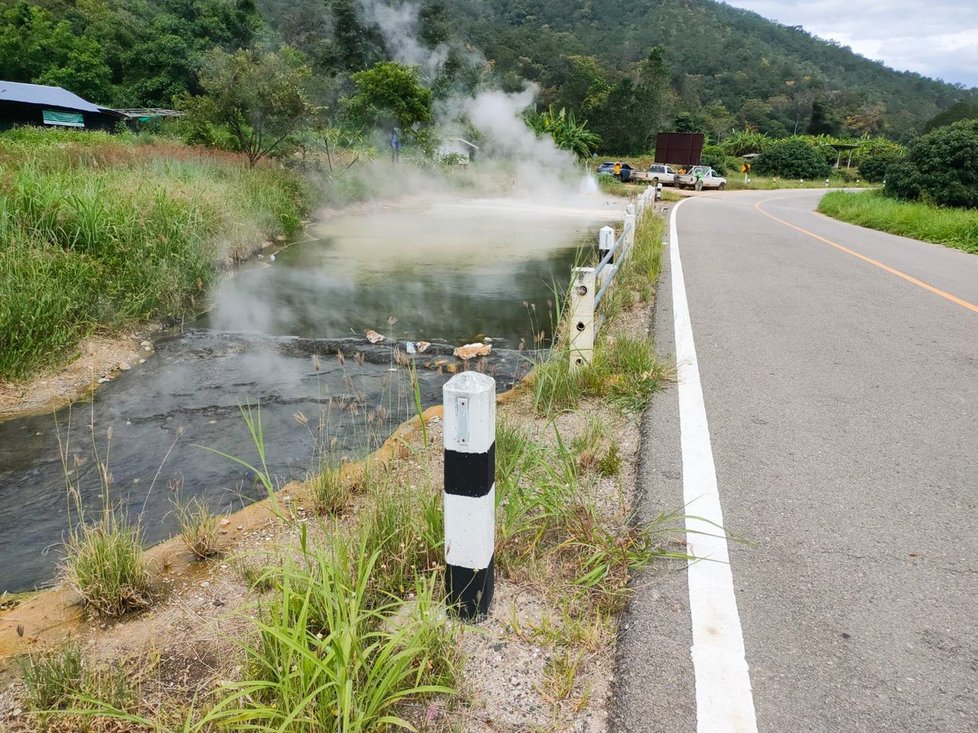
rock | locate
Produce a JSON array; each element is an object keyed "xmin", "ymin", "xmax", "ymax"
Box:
[
  {"xmin": 416, "ymin": 340, "xmax": 431, "ymax": 353},
  {"xmin": 453, "ymin": 342, "xmax": 492, "ymax": 359},
  {"xmin": 366, "ymin": 330, "xmax": 385, "ymax": 344},
  {"xmin": 119, "ymin": 363, "xmax": 131, "ymax": 371}
]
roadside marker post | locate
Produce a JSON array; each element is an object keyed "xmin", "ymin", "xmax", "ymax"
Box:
[{"xmin": 443, "ymin": 371, "xmax": 496, "ymax": 620}]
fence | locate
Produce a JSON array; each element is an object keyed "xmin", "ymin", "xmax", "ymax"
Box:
[{"xmin": 568, "ymin": 186, "xmax": 656, "ymax": 369}]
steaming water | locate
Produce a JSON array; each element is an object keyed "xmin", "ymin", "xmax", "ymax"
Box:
[
  {"xmin": 0, "ymin": 194, "xmax": 612, "ymax": 593},
  {"xmin": 580, "ymin": 174, "xmax": 599, "ymax": 193}
]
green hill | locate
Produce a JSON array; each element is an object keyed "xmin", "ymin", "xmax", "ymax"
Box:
[
  {"xmin": 2, "ymin": 0, "xmax": 975, "ymax": 151},
  {"xmin": 447, "ymin": 0, "xmax": 977, "ymax": 145}
]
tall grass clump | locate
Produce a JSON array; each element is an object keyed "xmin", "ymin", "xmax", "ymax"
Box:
[
  {"xmin": 818, "ymin": 190, "xmax": 978, "ymax": 254},
  {"xmin": 18, "ymin": 640, "xmax": 137, "ymax": 727},
  {"xmin": 0, "ymin": 128, "xmax": 312, "ymax": 380},
  {"xmin": 61, "ymin": 511, "xmax": 152, "ymax": 617},
  {"xmin": 173, "ymin": 495, "xmax": 222, "ymax": 559},
  {"xmin": 214, "ymin": 532, "xmax": 457, "ymax": 731}
]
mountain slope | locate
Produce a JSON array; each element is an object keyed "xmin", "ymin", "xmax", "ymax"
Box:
[{"xmin": 447, "ymin": 0, "xmax": 975, "ymax": 141}]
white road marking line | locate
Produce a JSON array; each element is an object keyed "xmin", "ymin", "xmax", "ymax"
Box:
[{"xmin": 670, "ymin": 199, "xmax": 759, "ymax": 732}]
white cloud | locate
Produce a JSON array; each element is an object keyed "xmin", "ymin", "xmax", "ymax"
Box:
[{"xmin": 723, "ymin": 0, "xmax": 978, "ymax": 86}]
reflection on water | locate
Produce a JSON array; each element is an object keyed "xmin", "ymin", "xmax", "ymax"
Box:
[{"xmin": 0, "ymin": 194, "xmax": 612, "ymax": 592}]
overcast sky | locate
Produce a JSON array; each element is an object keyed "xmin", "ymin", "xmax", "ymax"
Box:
[{"xmin": 722, "ymin": 1, "xmax": 978, "ymax": 88}]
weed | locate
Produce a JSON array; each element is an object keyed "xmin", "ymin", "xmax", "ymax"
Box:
[
  {"xmin": 311, "ymin": 462, "xmax": 355, "ymax": 515},
  {"xmin": 61, "ymin": 511, "xmax": 152, "ymax": 617},
  {"xmin": 541, "ymin": 649, "xmax": 584, "ymax": 701},
  {"xmin": 595, "ymin": 444, "xmax": 622, "ymax": 477},
  {"xmin": 219, "ymin": 533, "xmax": 457, "ymax": 731},
  {"xmin": 173, "ymin": 495, "xmax": 222, "ymax": 559},
  {"xmin": 18, "ymin": 640, "xmax": 137, "ymax": 725}
]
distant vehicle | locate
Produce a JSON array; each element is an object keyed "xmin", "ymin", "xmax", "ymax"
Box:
[
  {"xmin": 676, "ymin": 165, "xmax": 727, "ymax": 190},
  {"xmin": 632, "ymin": 163, "xmax": 680, "ymax": 186},
  {"xmin": 596, "ymin": 161, "xmax": 635, "ymax": 176}
]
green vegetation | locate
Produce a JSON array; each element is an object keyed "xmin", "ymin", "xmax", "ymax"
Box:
[
  {"xmin": 884, "ymin": 120, "xmax": 978, "ymax": 208},
  {"xmin": 754, "ymin": 138, "xmax": 831, "ymax": 179},
  {"xmin": 18, "ymin": 641, "xmax": 136, "ymax": 726},
  {"xmin": 526, "ymin": 105, "xmax": 601, "ymax": 160},
  {"xmin": 180, "ymin": 47, "xmax": 315, "ymax": 167},
  {"xmin": 530, "ymin": 209, "xmax": 669, "ymax": 416},
  {"xmin": 219, "ymin": 537, "xmax": 457, "ymax": 732},
  {"xmin": 449, "ymin": 0, "xmax": 976, "ymax": 146},
  {"xmin": 0, "ymin": 128, "xmax": 310, "ymax": 380},
  {"xmin": 3, "ymin": 0, "xmax": 973, "ymax": 161},
  {"xmin": 61, "ymin": 510, "xmax": 152, "ymax": 617},
  {"xmin": 818, "ymin": 191, "xmax": 978, "ymax": 255},
  {"xmin": 173, "ymin": 495, "xmax": 223, "ymax": 559}
]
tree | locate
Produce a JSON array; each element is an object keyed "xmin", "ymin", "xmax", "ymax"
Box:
[
  {"xmin": 344, "ymin": 62, "xmax": 434, "ymax": 131},
  {"xmin": 180, "ymin": 47, "xmax": 315, "ymax": 167},
  {"xmin": 753, "ymin": 138, "xmax": 830, "ymax": 178},
  {"xmin": 0, "ymin": 2, "xmax": 112, "ymax": 102},
  {"xmin": 884, "ymin": 119, "xmax": 978, "ymax": 208},
  {"xmin": 526, "ymin": 106, "xmax": 600, "ymax": 160},
  {"xmin": 924, "ymin": 101, "xmax": 978, "ymax": 133}
]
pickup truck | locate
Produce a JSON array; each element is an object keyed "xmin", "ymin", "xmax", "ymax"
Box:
[
  {"xmin": 631, "ymin": 163, "xmax": 679, "ymax": 186},
  {"xmin": 675, "ymin": 166, "xmax": 726, "ymax": 190}
]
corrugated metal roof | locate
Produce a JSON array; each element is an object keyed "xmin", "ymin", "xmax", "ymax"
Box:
[{"xmin": 0, "ymin": 80, "xmax": 102, "ymax": 113}]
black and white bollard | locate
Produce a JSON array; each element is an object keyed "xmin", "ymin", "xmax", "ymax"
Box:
[{"xmin": 443, "ymin": 371, "xmax": 495, "ymax": 620}]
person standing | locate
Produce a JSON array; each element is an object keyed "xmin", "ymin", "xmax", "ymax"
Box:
[
  {"xmin": 613, "ymin": 161, "xmax": 622, "ymax": 178},
  {"xmin": 694, "ymin": 168, "xmax": 704, "ymax": 191},
  {"xmin": 390, "ymin": 127, "xmax": 400, "ymax": 165}
]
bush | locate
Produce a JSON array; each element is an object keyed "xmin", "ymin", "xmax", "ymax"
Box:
[
  {"xmin": 858, "ymin": 151, "xmax": 904, "ymax": 183},
  {"xmin": 884, "ymin": 119, "xmax": 978, "ymax": 208},
  {"xmin": 700, "ymin": 144, "xmax": 735, "ymax": 174},
  {"xmin": 753, "ymin": 138, "xmax": 831, "ymax": 179}
]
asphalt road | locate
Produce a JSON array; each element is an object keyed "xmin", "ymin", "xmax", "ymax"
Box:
[{"xmin": 614, "ymin": 189, "xmax": 978, "ymax": 732}]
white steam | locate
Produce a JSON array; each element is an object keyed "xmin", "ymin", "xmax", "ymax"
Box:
[
  {"xmin": 461, "ymin": 87, "xmax": 582, "ymax": 191},
  {"xmin": 357, "ymin": 0, "xmax": 448, "ymax": 78}
]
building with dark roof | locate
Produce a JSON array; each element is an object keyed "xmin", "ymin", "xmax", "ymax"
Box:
[{"xmin": 0, "ymin": 80, "xmax": 125, "ymax": 132}]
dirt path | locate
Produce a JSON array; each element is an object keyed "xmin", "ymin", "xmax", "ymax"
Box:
[{"xmin": 0, "ymin": 330, "xmax": 161, "ymax": 422}]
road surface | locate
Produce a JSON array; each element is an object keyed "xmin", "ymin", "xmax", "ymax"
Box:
[{"xmin": 614, "ymin": 189, "xmax": 978, "ymax": 732}]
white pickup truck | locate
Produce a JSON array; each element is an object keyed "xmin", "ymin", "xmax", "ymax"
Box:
[
  {"xmin": 631, "ymin": 163, "xmax": 680, "ymax": 186},
  {"xmin": 675, "ymin": 165, "xmax": 727, "ymax": 190}
]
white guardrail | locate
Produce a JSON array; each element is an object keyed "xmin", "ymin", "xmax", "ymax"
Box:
[{"xmin": 568, "ymin": 186, "xmax": 657, "ymax": 370}]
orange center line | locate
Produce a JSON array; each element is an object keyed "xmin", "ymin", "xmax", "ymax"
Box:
[{"xmin": 754, "ymin": 197, "xmax": 978, "ymax": 315}]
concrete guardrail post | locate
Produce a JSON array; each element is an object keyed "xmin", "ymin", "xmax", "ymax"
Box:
[
  {"xmin": 443, "ymin": 371, "xmax": 496, "ymax": 621},
  {"xmin": 569, "ymin": 267, "xmax": 596, "ymax": 370},
  {"xmin": 624, "ymin": 213, "xmax": 637, "ymax": 250}
]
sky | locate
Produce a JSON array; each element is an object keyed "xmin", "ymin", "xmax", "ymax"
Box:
[{"xmin": 722, "ymin": 1, "xmax": 978, "ymax": 88}]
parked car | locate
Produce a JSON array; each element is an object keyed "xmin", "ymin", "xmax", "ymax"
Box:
[
  {"xmin": 632, "ymin": 163, "xmax": 679, "ymax": 186},
  {"xmin": 596, "ymin": 161, "xmax": 635, "ymax": 176},
  {"xmin": 675, "ymin": 165, "xmax": 727, "ymax": 190}
]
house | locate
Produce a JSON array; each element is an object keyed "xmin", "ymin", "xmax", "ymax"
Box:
[{"xmin": 0, "ymin": 80, "xmax": 125, "ymax": 132}]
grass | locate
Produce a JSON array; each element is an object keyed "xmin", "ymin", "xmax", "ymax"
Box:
[
  {"xmin": 18, "ymin": 640, "xmax": 138, "ymax": 728},
  {"xmin": 0, "ymin": 127, "xmax": 312, "ymax": 380},
  {"xmin": 818, "ymin": 189, "xmax": 978, "ymax": 255},
  {"xmin": 61, "ymin": 510, "xmax": 153, "ymax": 617},
  {"xmin": 530, "ymin": 204, "xmax": 670, "ymax": 417},
  {"xmin": 173, "ymin": 495, "xmax": 223, "ymax": 559},
  {"xmin": 220, "ymin": 534, "xmax": 457, "ymax": 732}
]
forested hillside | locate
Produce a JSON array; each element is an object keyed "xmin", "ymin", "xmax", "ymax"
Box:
[
  {"xmin": 450, "ymin": 0, "xmax": 977, "ymax": 144},
  {"xmin": 2, "ymin": 0, "xmax": 976, "ymax": 151}
]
